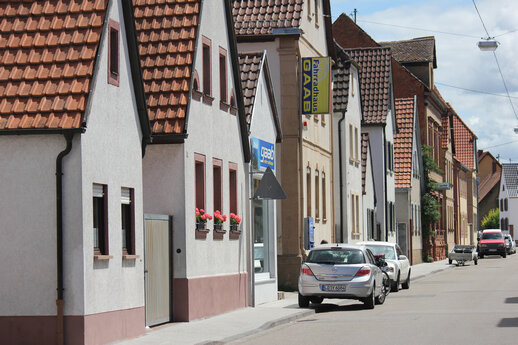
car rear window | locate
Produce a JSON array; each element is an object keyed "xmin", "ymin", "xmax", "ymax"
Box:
[
  {"xmin": 481, "ymin": 232, "xmax": 503, "ymax": 240},
  {"xmin": 306, "ymin": 249, "xmax": 365, "ymax": 264},
  {"xmin": 365, "ymin": 245, "xmax": 396, "ymax": 260}
]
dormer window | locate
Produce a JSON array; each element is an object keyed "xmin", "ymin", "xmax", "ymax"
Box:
[{"xmin": 108, "ymin": 20, "xmax": 120, "ymax": 87}]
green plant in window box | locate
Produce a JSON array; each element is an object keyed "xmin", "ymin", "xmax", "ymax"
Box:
[
  {"xmin": 213, "ymin": 210, "xmax": 227, "ymax": 232},
  {"xmin": 229, "ymin": 213, "xmax": 242, "ymax": 233},
  {"xmin": 196, "ymin": 208, "xmax": 212, "ymax": 231}
]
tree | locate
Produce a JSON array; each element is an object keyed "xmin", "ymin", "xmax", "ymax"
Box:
[
  {"xmin": 481, "ymin": 208, "xmax": 499, "ymax": 229},
  {"xmin": 421, "ymin": 146, "xmax": 442, "ymax": 238}
]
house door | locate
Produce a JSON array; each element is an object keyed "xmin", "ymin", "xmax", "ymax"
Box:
[
  {"xmin": 398, "ymin": 223, "xmax": 408, "ymax": 257},
  {"xmin": 144, "ymin": 214, "xmax": 172, "ymax": 326}
]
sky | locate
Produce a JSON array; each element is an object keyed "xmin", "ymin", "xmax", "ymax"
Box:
[{"xmin": 330, "ymin": 0, "xmax": 518, "ymax": 163}]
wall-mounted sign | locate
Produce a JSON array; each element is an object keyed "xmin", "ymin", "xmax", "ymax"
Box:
[
  {"xmin": 251, "ymin": 137, "xmax": 275, "ymax": 171},
  {"xmin": 302, "ymin": 57, "xmax": 331, "ymax": 114},
  {"xmin": 434, "ymin": 182, "xmax": 451, "ymax": 190}
]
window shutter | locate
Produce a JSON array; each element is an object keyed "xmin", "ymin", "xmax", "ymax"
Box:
[
  {"xmin": 93, "ymin": 184, "xmax": 104, "ymax": 198},
  {"xmin": 121, "ymin": 188, "xmax": 131, "ymax": 205}
]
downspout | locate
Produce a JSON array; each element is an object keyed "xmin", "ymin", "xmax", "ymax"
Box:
[
  {"xmin": 56, "ymin": 133, "xmax": 74, "ymax": 345},
  {"xmin": 338, "ymin": 110, "xmax": 346, "ymax": 242}
]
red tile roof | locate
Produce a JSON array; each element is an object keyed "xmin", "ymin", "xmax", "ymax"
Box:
[
  {"xmin": 0, "ymin": 0, "xmax": 107, "ymax": 131},
  {"xmin": 451, "ymin": 105, "xmax": 476, "ymax": 169},
  {"xmin": 478, "ymin": 170, "xmax": 501, "ymax": 202},
  {"xmin": 238, "ymin": 51, "xmax": 262, "ymax": 124},
  {"xmin": 232, "ymin": 0, "xmax": 304, "ymax": 36},
  {"xmin": 345, "ymin": 47, "xmax": 392, "ymax": 125},
  {"xmin": 133, "ymin": 0, "xmax": 200, "ymax": 135},
  {"xmin": 361, "ymin": 132, "xmax": 370, "ymax": 194},
  {"xmin": 380, "ymin": 36, "xmax": 436, "ymax": 68},
  {"xmin": 394, "ymin": 98, "xmax": 415, "ymax": 189},
  {"xmin": 332, "ymin": 45, "xmax": 351, "ymax": 112}
]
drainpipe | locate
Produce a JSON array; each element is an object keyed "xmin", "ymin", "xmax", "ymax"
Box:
[
  {"xmin": 338, "ymin": 111, "xmax": 346, "ymax": 242},
  {"xmin": 56, "ymin": 133, "xmax": 73, "ymax": 345}
]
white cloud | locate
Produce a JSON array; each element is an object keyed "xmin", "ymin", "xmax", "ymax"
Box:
[{"xmin": 331, "ymin": 0, "xmax": 518, "ymax": 161}]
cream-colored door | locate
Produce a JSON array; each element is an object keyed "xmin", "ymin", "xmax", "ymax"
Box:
[{"xmin": 144, "ymin": 215, "xmax": 172, "ymax": 326}]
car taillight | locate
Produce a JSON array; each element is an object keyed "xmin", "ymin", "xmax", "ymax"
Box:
[
  {"xmin": 386, "ymin": 266, "xmax": 394, "ymax": 272},
  {"xmin": 301, "ymin": 265, "xmax": 313, "ymax": 276},
  {"xmin": 356, "ymin": 267, "xmax": 371, "ymax": 277}
]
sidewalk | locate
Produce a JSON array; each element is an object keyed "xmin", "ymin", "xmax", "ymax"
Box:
[{"xmin": 111, "ymin": 259, "xmax": 451, "ymax": 345}]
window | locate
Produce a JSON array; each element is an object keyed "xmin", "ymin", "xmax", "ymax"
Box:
[
  {"xmin": 354, "ymin": 127, "xmax": 359, "ymax": 162},
  {"xmin": 349, "ymin": 124, "xmax": 354, "ymax": 162},
  {"xmin": 202, "ymin": 36, "xmax": 211, "ymax": 96},
  {"xmin": 307, "ymin": 0, "xmax": 311, "ymax": 20},
  {"xmin": 500, "ymin": 199, "xmax": 504, "ymax": 211},
  {"xmin": 306, "ymin": 166, "xmax": 311, "ymax": 217},
  {"xmin": 322, "ymin": 171, "xmax": 326, "ymax": 220},
  {"xmin": 108, "ymin": 20, "xmax": 120, "ymax": 86},
  {"xmin": 229, "ymin": 163, "xmax": 238, "ymax": 215},
  {"xmin": 505, "ymin": 198, "xmax": 508, "ymax": 211},
  {"xmin": 219, "ymin": 47, "xmax": 227, "ymax": 103},
  {"xmin": 121, "ymin": 188, "xmax": 135, "ymax": 255},
  {"xmin": 314, "ymin": 0, "xmax": 319, "ymax": 24},
  {"xmin": 315, "ymin": 169, "xmax": 320, "ymax": 220},
  {"xmin": 351, "ymin": 195, "xmax": 355, "ymax": 237},
  {"xmin": 93, "ymin": 184, "xmax": 108, "ymax": 255},
  {"xmin": 195, "ymin": 154, "xmax": 206, "ymax": 211},
  {"xmin": 355, "ymin": 195, "xmax": 360, "ymax": 235},
  {"xmin": 213, "ymin": 159, "xmax": 222, "ymax": 213},
  {"xmin": 501, "ymin": 218, "xmax": 505, "ymax": 230}
]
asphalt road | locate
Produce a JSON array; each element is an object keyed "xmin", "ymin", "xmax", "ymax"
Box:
[{"xmin": 230, "ymin": 253, "xmax": 518, "ymax": 345}]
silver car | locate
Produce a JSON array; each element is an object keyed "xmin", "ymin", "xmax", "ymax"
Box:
[
  {"xmin": 504, "ymin": 234, "xmax": 516, "ymax": 254},
  {"xmin": 298, "ymin": 244, "xmax": 386, "ymax": 309},
  {"xmin": 359, "ymin": 241, "xmax": 411, "ymax": 292}
]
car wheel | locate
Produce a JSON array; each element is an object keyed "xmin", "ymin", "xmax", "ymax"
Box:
[
  {"xmin": 474, "ymin": 258, "xmax": 478, "ymax": 265},
  {"xmin": 391, "ymin": 273, "xmax": 400, "ymax": 292},
  {"xmin": 502, "ymin": 252, "xmax": 507, "ymax": 258},
  {"xmin": 298, "ymin": 293, "xmax": 310, "ymax": 308},
  {"xmin": 310, "ymin": 296, "xmax": 323, "ymax": 304},
  {"xmin": 363, "ymin": 285, "xmax": 375, "ymax": 309},
  {"xmin": 479, "ymin": 253, "xmax": 484, "ymax": 259},
  {"xmin": 448, "ymin": 259, "xmax": 452, "ymax": 265},
  {"xmin": 402, "ymin": 270, "xmax": 410, "ymax": 290}
]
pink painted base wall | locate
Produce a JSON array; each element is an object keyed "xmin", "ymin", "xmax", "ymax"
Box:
[
  {"xmin": 173, "ymin": 272, "xmax": 248, "ymax": 321},
  {"xmin": 0, "ymin": 307, "xmax": 144, "ymax": 345}
]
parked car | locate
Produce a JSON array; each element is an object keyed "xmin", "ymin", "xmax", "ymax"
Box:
[
  {"xmin": 358, "ymin": 241, "xmax": 411, "ymax": 292},
  {"xmin": 448, "ymin": 245, "xmax": 478, "ymax": 265},
  {"xmin": 478, "ymin": 229, "xmax": 506, "ymax": 258},
  {"xmin": 504, "ymin": 234, "xmax": 516, "ymax": 254},
  {"xmin": 298, "ymin": 244, "xmax": 386, "ymax": 309}
]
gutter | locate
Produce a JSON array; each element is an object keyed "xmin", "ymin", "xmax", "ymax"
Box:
[{"xmin": 56, "ymin": 133, "xmax": 74, "ymax": 345}]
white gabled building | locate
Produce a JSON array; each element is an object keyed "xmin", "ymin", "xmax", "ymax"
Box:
[
  {"xmin": 0, "ymin": 1, "xmax": 151, "ymax": 344},
  {"xmin": 332, "ymin": 47, "xmax": 366, "ymax": 243},
  {"xmin": 499, "ymin": 163, "xmax": 518, "ymax": 237}
]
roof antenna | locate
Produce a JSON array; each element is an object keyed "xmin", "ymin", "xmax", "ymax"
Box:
[{"xmin": 353, "ymin": 8, "xmax": 357, "ymax": 23}]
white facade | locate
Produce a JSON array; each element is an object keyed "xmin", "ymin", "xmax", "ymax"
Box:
[
  {"xmin": 333, "ymin": 64, "xmax": 364, "ymax": 243},
  {"xmin": 499, "ymin": 164, "xmax": 518, "ymax": 237},
  {"xmin": 248, "ymin": 55, "xmax": 280, "ymax": 305},
  {"xmin": 0, "ymin": 0, "xmax": 145, "ymax": 323},
  {"xmin": 362, "ymin": 138, "xmax": 377, "ymax": 241}
]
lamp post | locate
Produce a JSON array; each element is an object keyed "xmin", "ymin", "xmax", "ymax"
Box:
[{"xmin": 477, "ymin": 38, "xmax": 499, "ymax": 51}]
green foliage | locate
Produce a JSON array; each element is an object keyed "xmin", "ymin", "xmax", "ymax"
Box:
[
  {"xmin": 481, "ymin": 208, "xmax": 499, "ymax": 229},
  {"xmin": 420, "ymin": 146, "xmax": 441, "ymax": 237}
]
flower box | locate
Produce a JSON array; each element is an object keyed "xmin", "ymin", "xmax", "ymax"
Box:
[{"xmin": 214, "ymin": 223, "xmax": 226, "ymax": 233}]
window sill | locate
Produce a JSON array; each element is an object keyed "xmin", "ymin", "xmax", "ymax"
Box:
[
  {"xmin": 220, "ymin": 101, "xmax": 230, "ymax": 112},
  {"xmin": 202, "ymin": 93, "xmax": 214, "ymax": 105},
  {"xmin": 123, "ymin": 254, "xmax": 140, "ymax": 260},
  {"xmin": 315, "ymin": 217, "xmax": 320, "ymax": 223},
  {"xmin": 94, "ymin": 255, "xmax": 113, "ymax": 261},
  {"xmin": 192, "ymin": 89, "xmax": 202, "ymax": 102},
  {"xmin": 229, "ymin": 106, "xmax": 238, "ymax": 115}
]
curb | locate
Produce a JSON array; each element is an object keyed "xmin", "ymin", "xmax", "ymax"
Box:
[
  {"xmin": 411, "ymin": 263, "xmax": 453, "ymax": 282},
  {"xmin": 197, "ymin": 309, "xmax": 315, "ymax": 345}
]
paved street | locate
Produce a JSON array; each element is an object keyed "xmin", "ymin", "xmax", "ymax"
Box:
[{"xmin": 230, "ymin": 254, "xmax": 518, "ymax": 345}]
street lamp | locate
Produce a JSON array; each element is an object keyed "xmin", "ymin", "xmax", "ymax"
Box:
[{"xmin": 478, "ymin": 38, "xmax": 499, "ymax": 51}]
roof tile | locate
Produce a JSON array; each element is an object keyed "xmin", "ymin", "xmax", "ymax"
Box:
[
  {"xmin": 394, "ymin": 98, "xmax": 415, "ymax": 189},
  {"xmin": 380, "ymin": 36, "xmax": 436, "ymax": 67},
  {"xmin": 451, "ymin": 105, "xmax": 476, "ymax": 170},
  {"xmin": 238, "ymin": 51, "xmax": 264, "ymax": 124}
]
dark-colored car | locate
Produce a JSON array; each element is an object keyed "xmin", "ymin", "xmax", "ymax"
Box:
[{"xmin": 478, "ymin": 229, "xmax": 506, "ymax": 258}]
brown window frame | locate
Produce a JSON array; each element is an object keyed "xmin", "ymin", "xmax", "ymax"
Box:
[
  {"xmin": 121, "ymin": 187, "xmax": 135, "ymax": 255},
  {"xmin": 322, "ymin": 171, "xmax": 326, "ymax": 221},
  {"xmin": 108, "ymin": 19, "xmax": 120, "ymax": 87},
  {"xmin": 229, "ymin": 162, "xmax": 238, "ymax": 215},
  {"xmin": 93, "ymin": 184, "xmax": 109, "ymax": 255},
  {"xmin": 315, "ymin": 169, "xmax": 320, "ymax": 220},
  {"xmin": 213, "ymin": 158, "xmax": 223, "ymax": 214},
  {"xmin": 219, "ymin": 47, "xmax": 228, "ymax": 103},
  {"xmin": 195, "ymin": 153, "xmax": 206, "ymax": 211},
  {"xmin": 306, "ymin": 166, "xmax": 312, "ymax": 217},
  {"xmin": 202, "ymin": 36, "xmax": 212, "ymax": 96}
]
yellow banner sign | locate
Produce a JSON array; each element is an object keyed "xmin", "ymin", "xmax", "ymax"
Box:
[{"xmin": 302, "ymin": 57, "xmax": 330, "ymax": 114}]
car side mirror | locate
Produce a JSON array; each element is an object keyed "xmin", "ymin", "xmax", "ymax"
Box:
[{"xmin": 399, "ymin": 255, "xmax": 407, "ymax": 261}]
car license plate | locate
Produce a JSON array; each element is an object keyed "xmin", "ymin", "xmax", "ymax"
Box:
[
  {"xmin": 321, "ymin": 284, "xmax": 346, "ymax": 292},
  {"xmin": 489, "ymin": 249, "xmax": 497, "ymax": 252}
]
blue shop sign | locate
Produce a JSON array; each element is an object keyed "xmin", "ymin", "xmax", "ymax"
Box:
[{"xmin": 251, "ymin": 137, "xmax": 275, "ymax": 171}]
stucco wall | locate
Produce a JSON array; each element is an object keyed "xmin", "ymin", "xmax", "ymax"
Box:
[
  {"xmin": 80, "ymin": 0, "xmax": 145, "ymax": 315},
  {"xmin": 0, "ymin": 136, "xmax": 67, "ymax": 316},
  {"xmin": 363, "ymin": 126, "xmax": 385, "ymax": 237},
  {"xmin": 362, "ymin": 144, "xmax": 376, "ymax": 239}
]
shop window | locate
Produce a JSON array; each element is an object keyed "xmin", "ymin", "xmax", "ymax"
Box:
[
  {"xmin": 93, "ymin": 184, "xmax": 108, "ymax": 255},
  {"xmin": 121, "ymin": 187, "xmax": 135, "ymax": 255},
  {"xmin": 108, "ymin": 20, "xmax": 120, "ymax": 86},
  {"xmin": 229, "ymin": 163, "xmax": 238, "ymax": 214},
  {"xmin": 195, "ymin": 154, "xmax": 206, "ymax": 211}
]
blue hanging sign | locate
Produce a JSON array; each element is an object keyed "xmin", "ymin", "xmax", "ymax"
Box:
[{"xmin": 251, "ymin": 137, "xmax": 275, "ymax": 171}]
